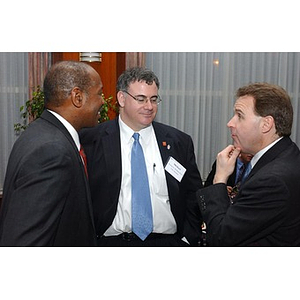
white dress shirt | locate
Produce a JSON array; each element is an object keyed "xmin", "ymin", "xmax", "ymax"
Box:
[
  {"xmin": 104, "ymin": 116, "xmax": 177, "ymax": 236},
  {"xmin": 250, "ymin": 137, "xmax": 283, "ymax": 169},
  {"xmin": 47, "ymin": 109, "xmax": 80, "ymax": 151}
]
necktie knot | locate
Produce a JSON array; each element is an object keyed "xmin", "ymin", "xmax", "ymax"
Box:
[{"xmin": 133, "ymin": 132, "xmax": 140, "ymax": 141}]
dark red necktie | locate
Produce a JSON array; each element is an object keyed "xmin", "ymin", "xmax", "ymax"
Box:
[{"xmin": 79, "ymin": 145, "xmax": 88, "ymax": 177}]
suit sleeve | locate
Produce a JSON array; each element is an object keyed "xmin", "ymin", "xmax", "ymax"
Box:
[
  {"xmin": 181, "ymin": 136, "xmax": 204, "ymax": 245},
  {"xmin": 197, "ymin": 174, "xmax": 288, "ymax": 246},
  {"xmin": 204, "ymin": 161, "xmax": 216, "ymax": 187},
  {"xmin": 0, "ymin": 143, "xmax": 74, "ymax": 246}
]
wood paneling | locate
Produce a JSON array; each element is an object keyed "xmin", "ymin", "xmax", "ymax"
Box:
[{"xmin": 52, "ymin": 52, "xmax": 126, "ymax": 120}]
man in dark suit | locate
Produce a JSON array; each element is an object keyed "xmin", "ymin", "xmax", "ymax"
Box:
[
  {"xmin": 80, "ymin": 67, "xmax": 203, "ymax": 246},
  {"xmin": 0, "ymin": 61, "xmax": 104, "ymax": 246},
  {"xmin": 197, "ymin": 82, "xmax": 300, "ymax": 246}
]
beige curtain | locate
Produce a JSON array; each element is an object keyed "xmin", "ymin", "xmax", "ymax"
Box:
[{"xmin": 126, "ymin": 52, "xmax": 145, "ymax": 68}]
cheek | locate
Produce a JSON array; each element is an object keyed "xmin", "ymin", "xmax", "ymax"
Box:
[
  {"xmin": 240, "ymin": 123, "xmax": 260, "ymax": 143},
  {"xmin": 238, "ymin": 118, "xmax": 256, "ymax": 132}
]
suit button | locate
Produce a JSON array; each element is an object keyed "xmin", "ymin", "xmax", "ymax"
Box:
[{"xmin": 200, "ymin": 196, "xmax": 206, "ymax": 211}]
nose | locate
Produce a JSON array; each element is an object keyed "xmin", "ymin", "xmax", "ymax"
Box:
[
  {"xmin": 227, "ymin": 116, "xmax": 234, "ymax": 128},
  {"xmin": 144, "ymin": 98, "xmax": 154, "ymax": 109}
]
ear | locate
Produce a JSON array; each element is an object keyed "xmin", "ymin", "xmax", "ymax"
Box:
[
  {"xmin": 71, "ymin": 87, "xmax": 84, "ymax": 108},
  {"xmin": 117, "ymin": 91, "xmax": 125, "ymax": 108},
  {"xmin": 261, "ymin": 115, "xmax": 274, "ymax": 133}
]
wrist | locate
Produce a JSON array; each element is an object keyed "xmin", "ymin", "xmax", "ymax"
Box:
[{"xmin": 213, "ymin": 174, "xmax": 228, "ymax": 184}]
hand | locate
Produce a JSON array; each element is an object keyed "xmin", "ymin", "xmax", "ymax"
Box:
[
  {"xmin": 227, "ymin": 186, "xmax": 233, "ymax": 195},
  {"xmin": 213, "ymin": 145, "xmax": 241, "ymax": 184}
]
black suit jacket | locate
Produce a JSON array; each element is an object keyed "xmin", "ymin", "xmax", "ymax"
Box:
[
  {"xmin": 0, "ymin": 110, "xmax": 97, "ymax": 246},
  {"xmin": 80, "ymin": 118, "xmax": 203, "ymax": 245},
  {"xmin": 197, "ymin": 137, "xmax": 300, "ymax": 246}
]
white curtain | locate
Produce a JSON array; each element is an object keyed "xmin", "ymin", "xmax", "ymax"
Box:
[
  {"xmin": 0, "ymin": 53, "xmax": 28, "ymax": 191},
  {"xmin": 145, "ymin": 52, "xmax": 300, "ymax": 181}
]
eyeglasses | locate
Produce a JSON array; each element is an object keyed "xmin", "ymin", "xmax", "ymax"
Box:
[{"xmin": 122, "ymin": 90, "xmax": 162, "ymax": 105}]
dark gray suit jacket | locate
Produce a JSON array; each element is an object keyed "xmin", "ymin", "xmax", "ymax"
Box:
[
  {"xmin": 197, "ymin": 137, "xmax": 300, "ymax": 246},
  {"xmin": 80, "ymin": 118, "xmax": 203, "ymax": 245},
  {"xmin": 0, "ymin": 110, "xmax": 97, "ymax": 246}
]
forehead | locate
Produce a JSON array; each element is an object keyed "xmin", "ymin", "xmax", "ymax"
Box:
[
  {"xmin": 129, "ymin": 80, "xmax": 158, "ymax": 92},
  {"xmin": 235, "ymin": 95, "xmax": 255, "ymax": 112},
  {"xmin": 89, "ymin": 69, "xmax": 102, "ymax": 86}
]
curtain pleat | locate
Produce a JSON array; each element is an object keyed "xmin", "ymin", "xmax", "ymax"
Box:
[
  {"xmin": 0, "ymin": 53, "xmax": 28, "ymax": 191},
  {"xmin": 0, "ymin": 53, "xmax": 52, "ymax": 190},
  {"xmin": 126, "ymin": 52, "xmax": 145, "ymax": 68},
  {"xmin": 28, "ymin": 52, "xmax": 52, "ymax": 99}
]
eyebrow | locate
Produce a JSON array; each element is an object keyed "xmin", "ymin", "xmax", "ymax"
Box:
[
  {"xmin": 136, "ymin": 94, "xmax": 158, "ymax": 98},
  {"xmin": 235, "ymin": 108, "xmax": 245, "ymax": 115}
]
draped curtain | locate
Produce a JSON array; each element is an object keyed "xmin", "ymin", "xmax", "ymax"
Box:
[
  {"xmin": 28, "ymin": 52, "xmax": 52, "ymax": 99},
  {"xmin": 0, "ymin": 53, "xmax": 28, "ymax": 191},
  {"xmin": 126, "ymin": 52, "xmax": 145, "ymax": 68},
  {"xmin": 145, "ymin": 52, "xmax": 300, "ymax": 180},
  {"xmin": 0, "ymin": 53, "xmax": 51, "ymax": 191}
]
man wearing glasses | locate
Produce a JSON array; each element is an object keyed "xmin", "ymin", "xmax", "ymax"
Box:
[{"xmin": 80, "ymin": 67, "xmax": 203, "ymax": 246}]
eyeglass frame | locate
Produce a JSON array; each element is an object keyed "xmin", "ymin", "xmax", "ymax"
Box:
[{"xmin": 122, "ymin": 90, "xmax": 162, "ymax": 105}]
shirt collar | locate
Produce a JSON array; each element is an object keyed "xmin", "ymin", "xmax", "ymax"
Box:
[
  {"xmin": 251, "ymin": 137, "xmax": 283, "ymax": 168},
  {"xmin": 236, "ymin": 157, "xmax": 244, "ymax": 168},
  {"xmin": 119, "ymin": 115, "xmax": 153, "ymax": 144},
  {"xmin": 47, "ymin": 109, "xmax": 80, "ymax": 151}
]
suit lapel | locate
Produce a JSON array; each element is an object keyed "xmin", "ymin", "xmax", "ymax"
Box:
[
  {"xmin": 40, "ymin": 110, "xmax": 78, "ymax": 152},
  {"xmin": 153, "ymin": 122, "xmax": 179, "ymax": 210},
  {"xmin": 102, "ymin": 119, "xmax": 122, "ymax": 200},
  {"xmin": 153, "ymin": 122, "xmax": 174, "ymax": 165},
  {"xmin": 41, "ymin": 110, "xmax": 87, "ymax": 178}
]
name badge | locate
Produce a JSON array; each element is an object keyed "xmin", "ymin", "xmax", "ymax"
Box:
[{"xmin": 165, "ymin": 156, "xmax": 186, "ymax": 182}]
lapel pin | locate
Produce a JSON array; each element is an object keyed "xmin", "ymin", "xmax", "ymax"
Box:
[
  {"xmin": 167, "ymin": 144, "xmax": 171, "ymax": 150},
  {"xmin": 162, "ymin": 141, "xmax": 167, "ymax": 147}
]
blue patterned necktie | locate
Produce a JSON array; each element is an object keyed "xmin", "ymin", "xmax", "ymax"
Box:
[
  {"xmin": 235, "ymin": 162, "xmax": 246, "ymax": 185},
  {"xmin": 131, "ymin": 133, "xmax": 153, "ymax": 241},
  {"xmin": 242, "ymin": 162, "xmax": 252, "ymax": 183}
]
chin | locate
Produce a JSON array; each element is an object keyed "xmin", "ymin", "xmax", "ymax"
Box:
[
  {"xmin": 142, "ymin": 116, "xmax": 154, "ymax": 124},
  {"xmin": 86, "ymin": 121, "xmax": 98, "ymax": 128},
  {"xmin": 232, "ymin": 140, "xmax": 241, "ymax": 148}
]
